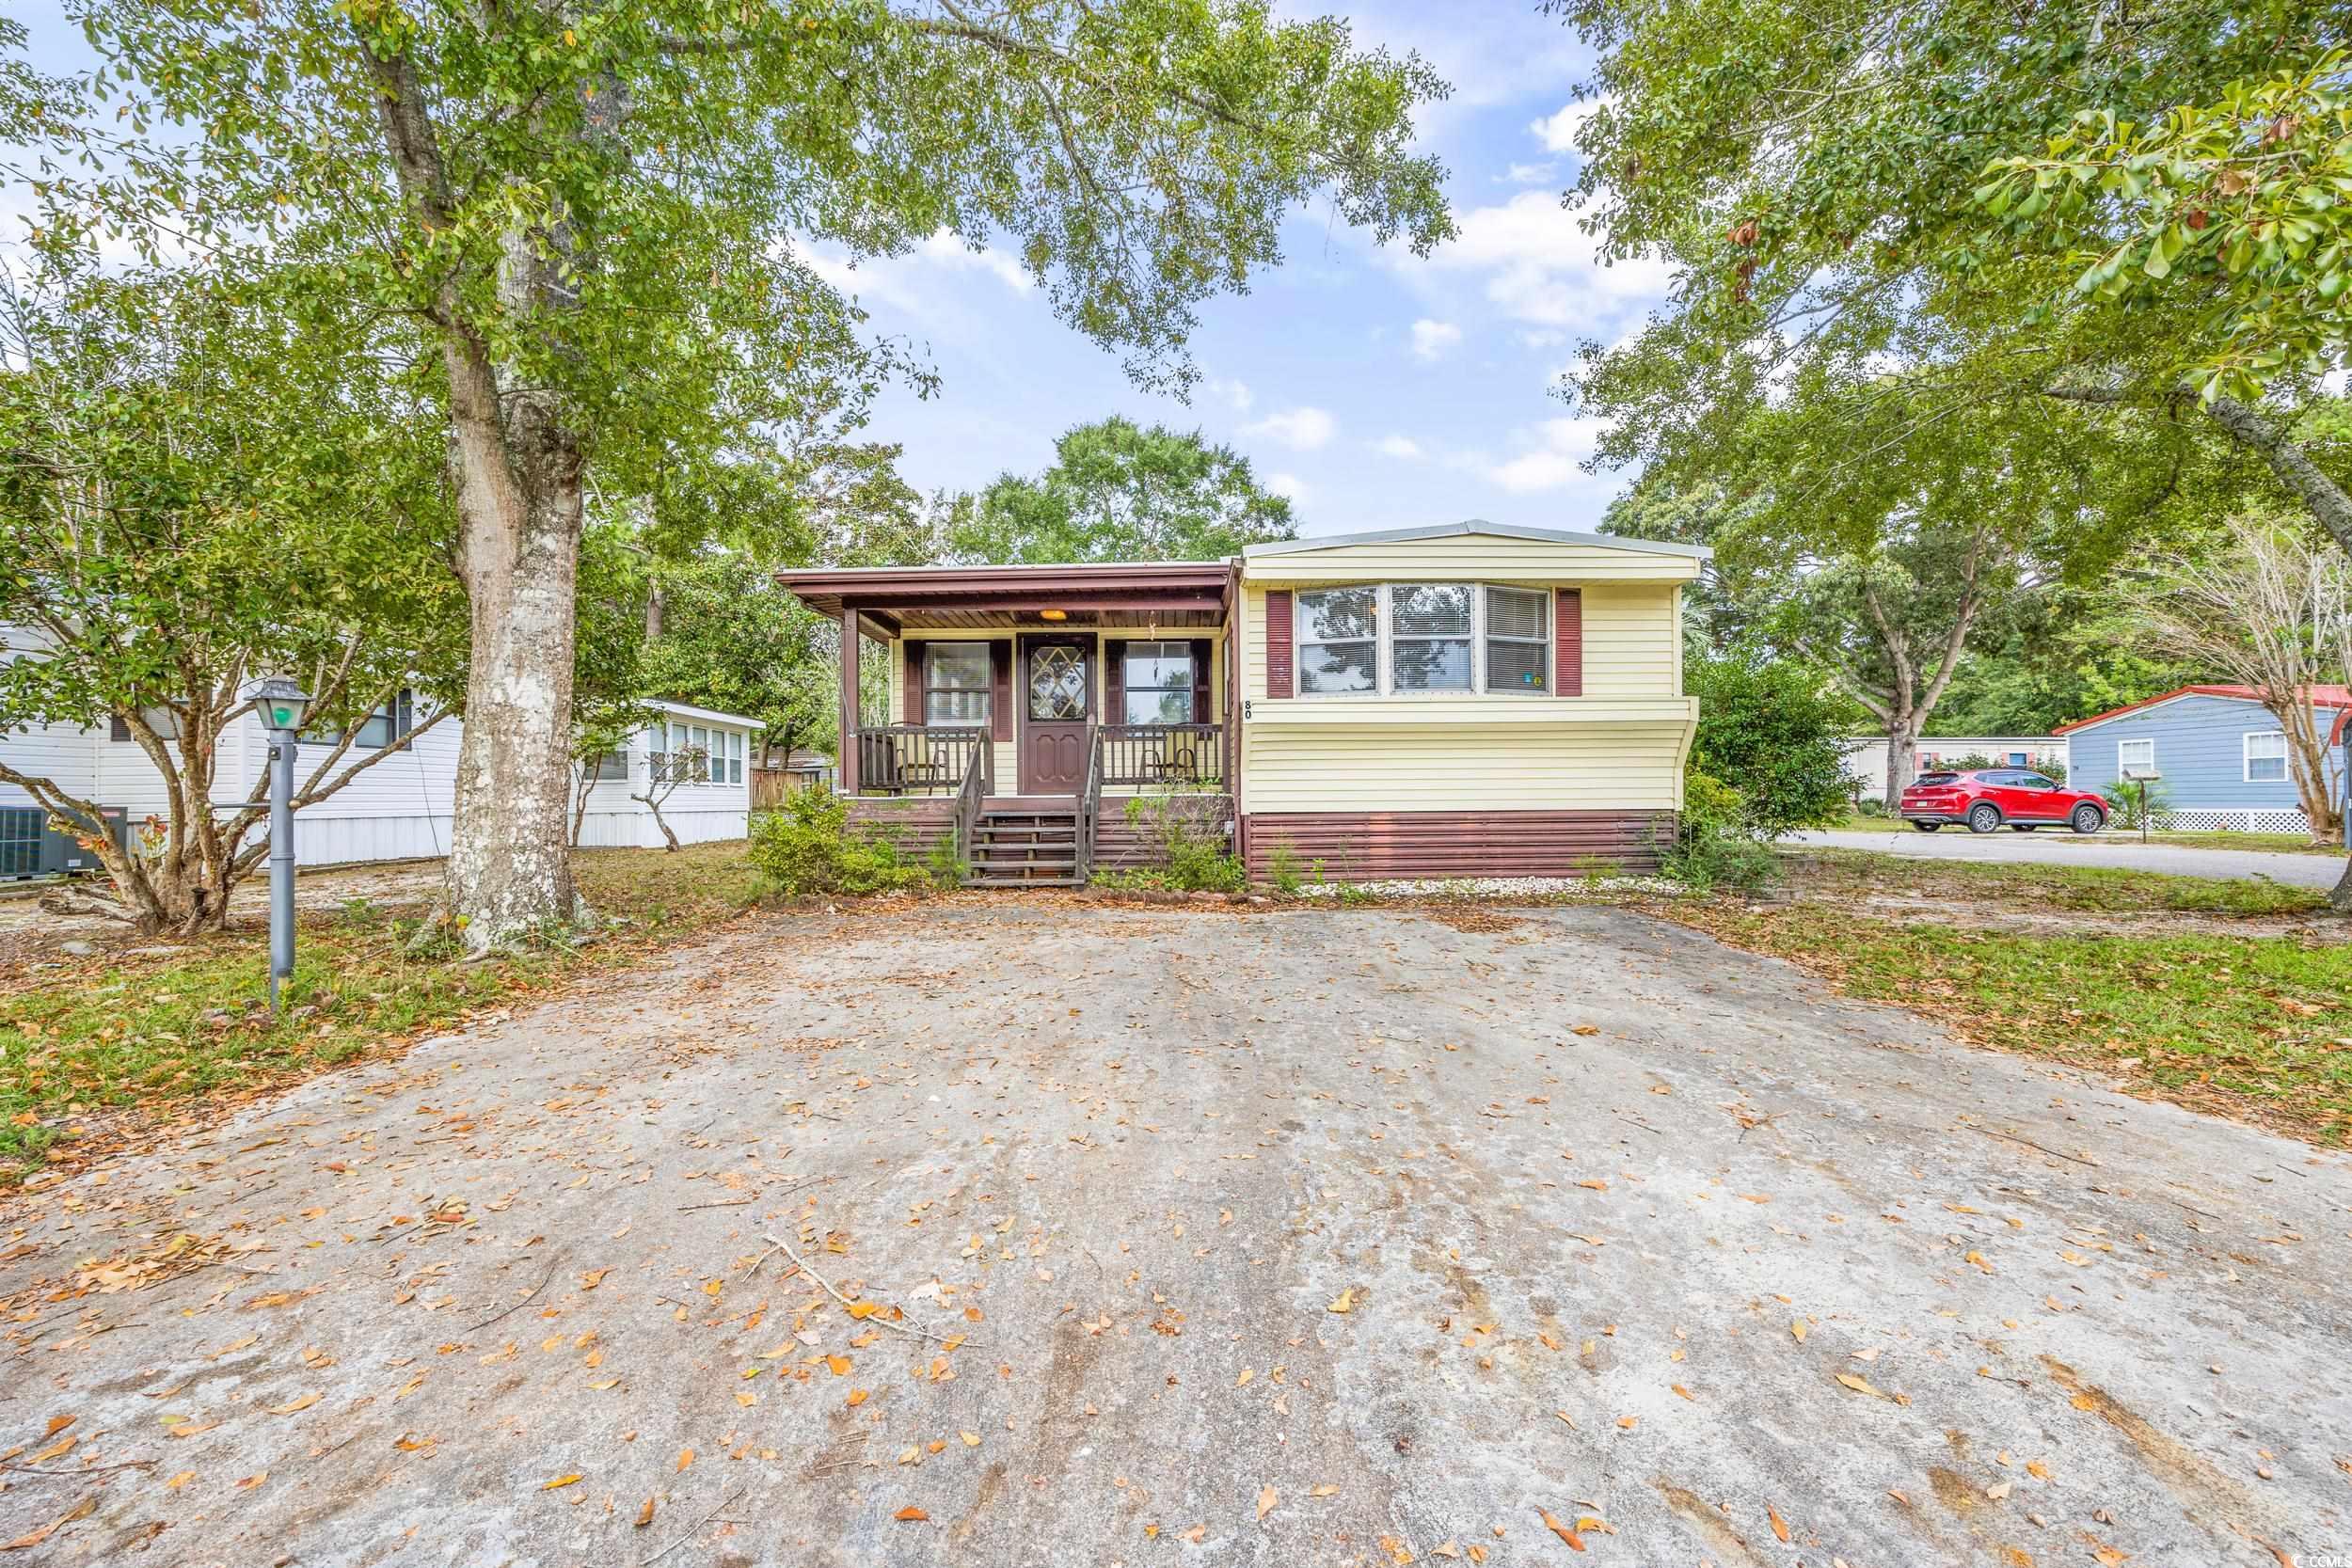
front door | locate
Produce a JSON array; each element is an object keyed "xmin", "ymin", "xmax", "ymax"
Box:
[{"xmin": 1020, "ymin": 636, "xmax": 1092, "ymax": 794}]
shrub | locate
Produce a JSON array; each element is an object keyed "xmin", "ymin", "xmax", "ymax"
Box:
[
  {"xmin": 1657, "ymin": 769, "xmax": 1779, "ymax": 893},
  {"xmin": 1097, "ymin": 792, "xmax": 1247, "ymax": 894},
  {"xmin": 1857, "ymin": 796, "xmax": 1888, "ymax": 816},
  {"xmin": 1685, "ymin": 648, "xmax": 1851, "ymax": 838},
  {"xmin": 2104, "ymin": 777, "xmax": 2171, "ymax": 832},
  {"xmin": 747, "ymin": 791, "xmax": 942, "ymax": 897},
  {"xmin": 1264, "ymin": 842, "xmax": 1305, "ymax": 896}
]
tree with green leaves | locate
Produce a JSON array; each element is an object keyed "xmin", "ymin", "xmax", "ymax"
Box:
[
  {"xmin": 0, "ymin": 261, "xmax": 464, "ymax": 934},
  {"xmin": 1549, "ymin": 0, "xmax": 2352, "ymax": 577},
  {"xmin": 43, "ymin": 1, "xmax": 1451, "ymax": 950},
  {"xmin": 1684, "ymin": 645, "xmax": 1850, "ymax": 838},
  {"xmin": 641, "ymin": 552, "xmax": 842, "ymax": 766},
  {"xmin": 948, "ymin": 416, "xmax": 1296, "ymax": 564}
]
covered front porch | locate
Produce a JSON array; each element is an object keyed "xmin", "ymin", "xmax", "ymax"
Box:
[{"xmin": 777, "ymin": 562, "xmax": 1237, "ymax": 884}]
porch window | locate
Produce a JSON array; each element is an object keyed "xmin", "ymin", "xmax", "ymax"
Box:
[
  {"xmin": 1391, "ymin": 583, "xmax": 1473, "ymax": 691},
  {"xmin": 1296, "ymin": 586, "xmax": 1377, "ymax": 694},
  {"xmin": 1121, "ymin": 641, "xmax": 1195, "ymax": 725},
  {"xmin": 1485, "ymin": 586, "xmax": 1550, "ymax": 693},
  {"xmin": 2245, "ymin": 731, "xmax": 2287, "ymax": 783},
  {"xmin": 923, "ymin": 643, "xmax": 993, "ymax": 726}
]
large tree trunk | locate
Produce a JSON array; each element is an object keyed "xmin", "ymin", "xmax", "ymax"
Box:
[
  {"xmin": 440, "ymin": 342, "xmax": 586, "ymax": 949},
  {"xmin": 1883, "ymin": 721, "xmax": 1920, "ymax": 807}
]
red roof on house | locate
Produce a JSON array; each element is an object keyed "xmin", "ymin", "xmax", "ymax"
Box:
[{"xmin": 2051, "ymin": 684, "xmax": 2352, "ymax": 735}]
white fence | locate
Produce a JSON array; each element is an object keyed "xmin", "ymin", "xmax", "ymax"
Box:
[{"xmin": 2146, "ymin": 807, "xmax": 2312, "ymax": 834}]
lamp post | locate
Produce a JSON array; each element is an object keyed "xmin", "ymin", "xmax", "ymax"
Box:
[{"xmin": 246, "ymin": 679, "xmax": 310, "ymax": 1013}]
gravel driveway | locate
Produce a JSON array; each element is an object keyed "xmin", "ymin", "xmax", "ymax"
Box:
[
  {"xmin": 1791, "ymin": 827, "xmax": 2347, "ymax": 889},
  {"xmin": 6, "ymin": 903, "xmax": 2348, "ymax": 1564}
]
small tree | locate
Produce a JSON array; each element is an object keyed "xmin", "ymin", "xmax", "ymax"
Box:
[
  {"xmin": 2134, "ymin": 510, "xmax": 2348, "ymax": 843},
  {"xmin": 633, "ymin": 737, "xmax": 706, "ymax": 854},
  {"xmin": 0, "ymin": 262, "xmax": 462, "ymax": 934},
  {"xmin": 1685, "ymin": 647, "xmax": 1851, "ymax": 838}
]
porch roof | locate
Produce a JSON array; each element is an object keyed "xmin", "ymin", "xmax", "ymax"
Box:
[{"xmin": 776, "ymin": 561, "xmax": 1232, "ymax": 630}]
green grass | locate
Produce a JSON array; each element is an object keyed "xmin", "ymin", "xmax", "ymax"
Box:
[
  {"xmin": 0, "ymin": 843, "xmax": 763, "ymax": 1178},
  {"xmin": 1677, "ymin": 901, "xmax": 2352, "ymax": 1143},
  {"xmin": 2050, "ymin": 828, "xmax": 2345, "ymax": 857},
  {"xmin": 1786, "ymin": 847, "xmax": 2328, "ymax": 916}
]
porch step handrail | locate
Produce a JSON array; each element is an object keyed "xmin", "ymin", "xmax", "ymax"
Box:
[
  {"xmin": 1077, "ymin": 724, "xmax": 1104, "ymax": 883},
  {"xmin": 951, "ymin": 743, "xmax": 987, "ymax": 882}
]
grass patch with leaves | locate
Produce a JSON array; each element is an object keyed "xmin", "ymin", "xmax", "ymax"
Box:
[
  {"xmin": 0, "ymin": 843, "xmax": 764, "ymax": 1179},
  {"xmin": 1786, "ymin": 847, "xmax": 2328, "ymax": 916},
  {"xmin": 1675, "ymin": 898, "xmax": 2352, "ymax": 1146}
]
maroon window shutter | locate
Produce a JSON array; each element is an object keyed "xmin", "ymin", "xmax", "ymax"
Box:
[
  {"xmin": 1104, "ymin": 639, "xmax": 1126, "ymax": 726},
  {"xmin": 1265, "ymin": 590, "xmax": 1293, "ymax": 699},
  {"xmin": 1188, "ymin": 638, "xmax": 1212, "ymax": 722},
  {"xmin": 989, "ymin": 640, "xmax": 1012, "ymax": 741},
  {"xmin": 1555, "ymin": 589, "xmax": 1582, "ymax": 697},
  {"xmin": 902, "ymin": 641, "xmax": 925, "ymax": 723}
]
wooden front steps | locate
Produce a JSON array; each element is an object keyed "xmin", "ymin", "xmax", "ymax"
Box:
[{"xmin": 965, "ymin": 808, "xmax": 1083, "ymax": 887}]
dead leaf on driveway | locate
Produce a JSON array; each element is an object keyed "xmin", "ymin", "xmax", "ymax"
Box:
[
  {"xmin": 542, "ymin": 1474, "xmax": 581, "ymax": 1491},
  {"xmin": 894, "ymin": 1506, "xmax": 930, "ymax": 1523},
  {"xmin": 1537, "ymin": 1508, "xmax": 1586, "ymax": 1550},
  {"xmin": 1327, "ymin": 1289, "xmax": 1354, "ymax": 1314},
  {"xmin": 1836, "ymin": 1371, "xmax": 1902, "ymax": 1402},
  {"xmin": 266, "ymin": 1393, "xmax": 320, "ymax": 1416},
  {"xmin": 1768, "ymin": 1503, "xmax": 1792, "ymax": 1543},
  {"xmin": 635, "ymin": 1497, "xmax": 656, "ymax": 1528},
  {"xmin": 1257, "ymin": 1486, "xmax": 1279, "ymax": 1520}
]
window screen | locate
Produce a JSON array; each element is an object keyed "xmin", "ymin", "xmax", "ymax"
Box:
[
  {"xmin": 2118, "ymin": 737, "xmax": 2154, "ymax": 774},
  {"xmin": 1296, "ymin": 587, "xmax": 1377, "ymax": 694},
  {"xmin": 2246, "ymin": 732, "xmax": 2287, "ymax": 783},
  {"xmin": 1485, "ymin": 586, "xmax": 1549, "ymax": 693},
  {"xmin": 925, "ymin": 643, "xmax": 992, "ymax": 726},
  {"xmin": 1122, "ymin": 641, "xmax": 1195, "ymax": 725},
  {"xmin": 1390, "ymin": 584, "xmax": 1472, "ymax": 691}
]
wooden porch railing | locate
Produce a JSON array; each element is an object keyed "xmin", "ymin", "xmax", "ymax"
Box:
[
  {"xmin": 951, "ymin": 743, "xmax": 987, "ymax": 878},
  {"xmin": 1097, "ymin": 723, "xmax": 1224, "ymax": 788},
  {"xmin": 851, "ymin": 725, "xmax": 990, "ymax": 796}
]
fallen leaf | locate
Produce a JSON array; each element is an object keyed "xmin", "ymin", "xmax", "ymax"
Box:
[
  {"xmin": 579, "ymin": 1269, "xmax": 610, "ymax": 1291},
  {"xmin": 1236, "ymin": 1368, "xmax": 1255, "ymax": 1387},
  {"xmin": 894, "ymin": 1506, "xmax": 930, "ymax": 1522},
  {"xmin": 165, "ymin": 1471, "xmax": 194, "ymax": 1490},
  {"xmin": 542, "ymin": 1475, "xmax": 581, "ymax": 1491},
  {"xmin": 1836, "ymin": 1371, "xmax": 1897, "ymax": 1401},
  {"xmin": 1769, "ymin": 1503, "xmax": 1791, "ymax": 1543},
  {"xmin": 635, "ymin": 1497, "xmax": 656, "ymax": 1528},
  {"xmin": 267, "ymin": 1393, "xmax": 321, "ymax": 1416},
  {"xmin": 676, "ymin": 1448, "xmax": 694, "ymax": 1472},
  {"xmin": 1537, "ymin": 1508, "xmax": 1587, "ymax": 1551},
  {"xmin": 1327, "ymin": 1290, "xmax": 1354, "ymax": 1314},
  {"xmin": 1258, "ymin": 1485, "xmax": 1279, "ymax": 1520},
  {"xmin": 961, "ymin": 1431, "xmax": 981, "ymax": 1447},
  {"xmin": 1790, "ymin": 1319, "xmax": 1808, "ymax": 1342}
]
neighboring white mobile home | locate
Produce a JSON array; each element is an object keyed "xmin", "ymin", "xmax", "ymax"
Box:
[{"xmin": 0, "ymin": 630, "xmax": 757, "ymax": 873}]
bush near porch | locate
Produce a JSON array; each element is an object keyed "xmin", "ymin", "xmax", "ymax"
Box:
[{"xmin": 746, "ymin": 790, "xmax": 957, "ymax": 896}]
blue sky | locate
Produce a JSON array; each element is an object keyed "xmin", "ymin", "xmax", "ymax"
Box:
[{"xmin": 9, "ymin": 3, "xmax": 1668, "ymax": 539}]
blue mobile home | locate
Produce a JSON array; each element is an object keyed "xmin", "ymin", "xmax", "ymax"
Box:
[{"xmin": 2058, "ymin": 684, "xmax": 2351, "ymax": 833}]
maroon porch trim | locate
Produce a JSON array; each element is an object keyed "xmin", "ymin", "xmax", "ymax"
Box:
[
  {"xmin": 989, "ymin": 641, "xmax": 1013, "ymax": 741},
  {"xmin": 1242, "ymin": 809, "xmax": 1664, "ymax": 878},
  {"xmin": 1264, "ymin": 590, "xmax": 1293, "ymax": 700},
  {"xmin": 1555, "ymin": 588, "xmax": 1583, "ymax": 697},
  {"xmin": 901, "ymin": 640, "xmax": 924, "ymax": 724}
]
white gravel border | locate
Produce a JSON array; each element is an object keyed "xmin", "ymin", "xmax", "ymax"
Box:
[{"xmin": 1292, "ymin": 874, "xmax": 1687, "ymax": 899}]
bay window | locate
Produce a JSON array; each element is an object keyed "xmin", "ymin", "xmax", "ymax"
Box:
[{"xmin": 1289, "ymin": 583, "xmax": 1556, "ymax": 697}]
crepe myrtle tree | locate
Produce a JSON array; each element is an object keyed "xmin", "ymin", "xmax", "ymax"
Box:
[
  {"xmin": 0, "ymin": 262, "xmax": 466, "ymax": 934},
  {"xmin": 53, "ymin": 0, "xmax": 1453, "ymax": 951}
]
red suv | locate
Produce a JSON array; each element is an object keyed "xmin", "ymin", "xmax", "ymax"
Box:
[{"xmin": 1899, "ymin": 768, "xmax": 2107, "ymax": 834}]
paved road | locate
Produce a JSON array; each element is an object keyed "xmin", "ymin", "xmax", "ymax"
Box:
[
  {"xmin": 1790, "ymin": 827, "xmax": 2346, "ymax": 888},
  {"xmin": 7, "ymin": 904, "xmax": 2347, "ymax": 1564}
]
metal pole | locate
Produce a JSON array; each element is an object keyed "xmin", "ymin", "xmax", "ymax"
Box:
[{"xmin": 269, "ymin": 731, "xmax": 295, "ymax": 1013}]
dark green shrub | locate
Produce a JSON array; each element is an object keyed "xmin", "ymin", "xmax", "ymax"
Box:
[
  {"xmin": 1686, "ymin": 648, "xmax": 1850, "ymax": 837},
  {"xmin": 747, "ymin": 791, "xmax": 941, "ymax": 897},
  {"xmin": 1097, "ymin": 793, "xmax": 1246, "ymax": 894}
]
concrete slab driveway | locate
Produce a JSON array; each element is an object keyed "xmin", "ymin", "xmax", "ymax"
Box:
[{"xmin": 6, "ymin": 904, "xmax": 2349, "ymax": 1566}]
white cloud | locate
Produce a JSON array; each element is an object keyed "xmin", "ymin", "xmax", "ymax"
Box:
[
  {"xmin": 1418, "ymin": 191, "xmax": 1674, "ymax": 327},
  {"xmin": 801, "ymin": 227, "xmax": 1030, "ymax": 313},
  {"xmin": 1409, "ymin": 319, "xmax": 1463, "ymax": 362},
  {"xmin": 1377, "ymin": 435, "xmax": 1425, "ymax": 460},
  {"xmin": 1246, "ymin": 405, "xmax": 1338, "ymax": 451},
  {"xmin": 1519, "ymin": 327, "xmax": 1568, "ymax": 349},
  {"xmin": 1266, "ymin": 471, "xmax": 1312, "ymax": 504},
  {"xmin": 1530, "ymin": 95, "xmax": 1612, "ymax": 155},
  {"xmin": 1204, "ymin": 375, "xmax": 1255, "ymax": 414},
  {"xmin": 1476, "ymin": 417, "xmax": 1609, "ymax": 495},
  {"xmin": 1501, "ymin": 161, "xmax": 1559, "ymax": 187}
]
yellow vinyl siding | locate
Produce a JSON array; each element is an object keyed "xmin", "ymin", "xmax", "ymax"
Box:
[
  {"xmin": 1246, "ymin": 532, "xmax": 1701, "ymax": 585},
  {"xmin": 882, "ymin": 626, "xmax": 1224, "ymax": 796},
  {"xmin": 1235, "ymin": 533, "xmax": 1696, "ymax": 816}
]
